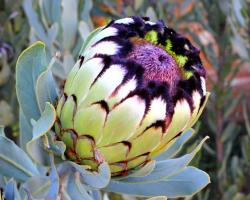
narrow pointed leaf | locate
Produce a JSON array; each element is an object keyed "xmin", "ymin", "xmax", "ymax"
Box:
[
  {"xmin": 120, "ymin": 137, "xmax": 209, "ymax": 183},
  {"xmin": 91, "ymin": 190, "xmax": 102, "ymax": 200},
  {"xmin": 45, "ymin": 155, "xmax": 59, "ymax": 199},
  {"xmin": 22, "ymin": 156, "xmax": 59, "ymax": 199},
  {"xmin": 50, "ymin": 0, "xmax": 61, "ymax": 24},
  {"xmin": 78, "ymin": 21, "xmax": 91, "ymax": 41},
  {"xmin": 22, "ymin": 0, "xmax": 49, "ymax": 44},
  {"xmin": 125, "ymin": 160, "xmax": 156, "ymax": 178},
  {"xmin": 61, "ymin": 0, "xmax": 77, "ymax": 50},
  {"xmin": 65, "ymin": 173, "xmax": 93, "ymax": 200},
  {"xmin": 5, "ymin": 179, "xmax": 21, "ymax": 200},
  {"xmin": 105, "ymin": 166, "xmax": 210, "ymax": 198},
  {"xmin": 155, "ymin": 129, "xmax": 195, "ymax": 160},
  {"xmin": 80, "ymin": 0, "xmax": 93, "ymax": 24},
  {"xmin": 22, "ymin": 175, "xmax": 50, "ymax": 199},
  {"xmin": 67, "ymin": 161, "xmax": 111, "ymax": 189},
  {"xmin": 26, "ymin": 103, "xmax": 56, "ymax": 165},
  {"xmin": 47, "ymin": 132, "xmax": 66, "ymax": 159}
]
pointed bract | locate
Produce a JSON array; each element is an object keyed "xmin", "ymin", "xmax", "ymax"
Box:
[{"xmin": 55, "ymin": 16, "xmax": 208, "ymax": 176}]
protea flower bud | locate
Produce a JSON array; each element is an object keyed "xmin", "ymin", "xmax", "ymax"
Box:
[{"xmin": 55, "ymin": 16, "xmax": 207, "ymax": 176}]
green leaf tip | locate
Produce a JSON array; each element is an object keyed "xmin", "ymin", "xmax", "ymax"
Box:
[
  {"xmin": 32, "ymin": 102, "xmax": 56, "ymax": 141},
  {"xmin": 16, "ymin": 41, "xmax": 46, "ymax": 66}
]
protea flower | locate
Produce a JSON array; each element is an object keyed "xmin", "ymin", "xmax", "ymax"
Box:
[{"xmin": 55, "ymin": 16, "xmax": 207, "ymax": 176}]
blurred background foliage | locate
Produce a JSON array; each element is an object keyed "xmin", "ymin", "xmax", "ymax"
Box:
[{"xmin": 0, "ymin": 0, "xmax": 249, "ymax": 199}]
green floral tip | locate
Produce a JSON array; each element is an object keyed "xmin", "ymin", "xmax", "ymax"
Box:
[
  {"xmin": 145, "ymin": 30, "xmax": 158, "ymax": 44},
  {"xmin": 175, "ymin": 54, "xmax": 188, "ymax": 67},
  {"xmin": 165, "ymin": 39, "xmax": 173, "ymax": 52},
  {"xmin": 165, "ymin": 39, "xmax": 188, "ymax": 68}
]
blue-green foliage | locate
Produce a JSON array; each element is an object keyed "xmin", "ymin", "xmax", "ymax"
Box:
[
  {"xmin": 22, "ymin": 0, "xmax": 93, "ymax": 79},
  {"xmin": 0, "ymin": 39, "xmax": 210, "ymax": 200}
]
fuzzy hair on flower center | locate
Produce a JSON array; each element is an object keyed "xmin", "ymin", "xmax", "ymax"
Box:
[
  {"xmin": 54, "ymin": 16, "xmax": 208, "ymax": 176},
  {"xmin": 127, "ymin": 38, "xmax": 181, "ymax": 94}
]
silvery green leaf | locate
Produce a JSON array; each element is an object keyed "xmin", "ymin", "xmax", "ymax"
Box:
[
  {"xmin": 61, "ymin": 192, "xmax": 71, "ymax": 200},
  {"xmin": 67, "ymin": 161, "xmax": 110, "ymax": 189},
  {"xmin": 105, "ymin": 137, "xmax": 210, "ymax": 197},
  {"xmin": 29, "ymin": 28, "xmax": 39, "ymax": 44},
  {"xmin": 39, "ymin": 0, "xmax": 61, "ymax": 27},
  {"xmin": 52, "ymin": 53, "xmax": 74, "ymax": 79},
  {"xmin": 40, "ymin": 0, "xmax": 50, "ymax": 21},
  {"xmin": 105, "ymin": 166, "xmax": 210, "ymax": 198},
  {"xmin": 79, "ymin": 21, "xmax": 91, "ymax": 41},
  {"xmin": 155, "ymin": 129, "xmax": 195, "ymax": 161},
  {"xmin": 92, "ymin": 190, "xmax": 102, "ymax": 200},
  {"xmin": 22, "ymin": 175, "xmax": 50, "ymax": 199},
  {"xmin": 64, "ymin": 173, "xmax": 93, "ymax": 200},
  {"xmin": 22, "ymin": 155, "xmax": 59, "ymax": 199},
  {"xmin": 5, "ymin": 179, "xmax": 21, "ymax": 200},
  {"xmin": 16, "ymin": 42, "xmax": 56, "ymax": 149},
  {"xmin": 16, "ymin": 42, "xmax": 47, "ymax": 123},
  {"xmin": 51, "ymin": 0, "xmax": 61, "ymax": 24},
  {"xmin": 38, "ymin": 0, "xmax": 49, "ymax": 31},
  {"xmin": 26, "ymin": 103, "xmax": 56, "ymax": 165},
  {"xmin": 36, "ymin": 57, "xmax": 58, "ymax": 112},
  {"xmin": 27, "ymin": 138, "xmax": 51, "ymax": 166},
  {"xmin": 31, "ymin": 103, "xmax": 56, "ymax": 141},
  {"xmin": 128, "ymin": 160, "xmax": 156, "ymax": 178},
  {"xmin": 45, "ymin": 155, "xmax": 59, "ymax": 200},
  {"xmin": 61, "ymin": 0, "xmax": 78, "ymax": 50},
  {"xmin": 63, "ymin": 53, "xmax": 75, "ymax": 77},
  {"xmin": 46, "ymin": 132, "xmax": 66, "ymax": 160},
  {"xmin": 0, "ymin": 134, "xmax": 39, "ymax": 181},
  {"xmin": 52, "ymin": 61, "xmax": 66, "ymax": 79},
  {"xmin": 115, "ymin": 161, "xmax": 156, "ymax": 181},
  {"xmin": 19, "ymin": 110, "xmax": 33, "ymax": 149},
  {"xmin": 80, "ymin": 0, "xmax": 93, "ymax": 27},
  {"xmin": 118, "ymin": 137, "xmax": 208, "ymax": 183},
  {"xmin": 47, "ymin": 23, "xmax": 59, "ymax": 48},
  {"xmin": 22, "ymin": 0, "xmax": 49, "ymax": 44}
]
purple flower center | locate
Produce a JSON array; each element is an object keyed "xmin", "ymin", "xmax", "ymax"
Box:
[{"xmin": 127, "ymin": 38, "xmax": 181, "ymax": 93}]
